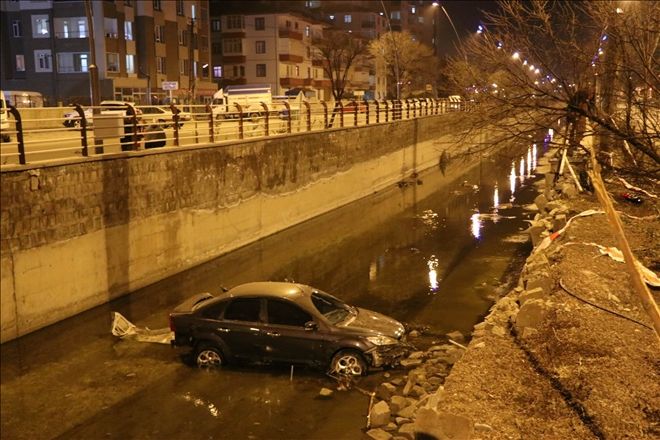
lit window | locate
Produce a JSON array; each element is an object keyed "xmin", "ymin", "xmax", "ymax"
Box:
[
  {"xmin": 213, "ymin": 65, "xmax": 223, "ymax": 77},
  {"xmin": 126, "ymin": 54, "xmax": 135, "ymax": 74},
  {"xmin": 34, "ymin": 49, "xmax": 52, "ymax": 72},
  {"xmin": 156, "ymin": 57, "xmax": 165, "ymax": 73},
  {"xmin": 124, "ymin": 21, "xmax": 133, "ymax": 40},
  {"xmin": 106, "ymin": 53, "xmax": 119, "ymax": 72},
  {"xmin": 344, "ymin": 15, "xmax": 352, "ymax": 23},
  {"xmin": 16, "ymin": 54, "xmax": 25, "ymax": 72},
  {"xmin": 32, "ymin": 15, "xmax": 50, "ymax": 38}
]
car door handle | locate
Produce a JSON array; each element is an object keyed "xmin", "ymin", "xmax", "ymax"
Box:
[
  {"xmin": 217, "ymin": 327, "xmax": 230, "ymax": 333},
  {"xmin": 266, "ymin": 331, "xmax": 280, "ymax": 337}
]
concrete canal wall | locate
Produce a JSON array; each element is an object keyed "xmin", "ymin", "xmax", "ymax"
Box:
[{"xmin": 1, "ymin": 114, "xmax": 485, "ymax": 342}]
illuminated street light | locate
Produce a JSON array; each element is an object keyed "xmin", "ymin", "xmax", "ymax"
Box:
[{"xmin": 512, "ymin": 51, "xmax": 520, "ymax": 60}]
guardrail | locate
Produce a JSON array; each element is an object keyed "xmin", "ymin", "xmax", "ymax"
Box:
[{"xmin": 0, "ymin": 98, "xmax": 471, "ymax": 167}]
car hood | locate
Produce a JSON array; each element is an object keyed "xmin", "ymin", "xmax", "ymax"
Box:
[{"xmin": 335, "ymin": 307, "xmax": 405, "ymax": 339}]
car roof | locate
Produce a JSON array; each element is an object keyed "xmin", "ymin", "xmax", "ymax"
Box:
[{"xmin": 226, "ymin": 281, "xmax": 312, "ymax": 301}]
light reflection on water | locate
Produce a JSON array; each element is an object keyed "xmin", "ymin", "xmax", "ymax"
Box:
[
  {"xmin": 510, "ymin": 164, "xmax": 517, "ymax": 198},
  {"xmin": 427, "ymin": 255, "xmax": 439, "ymax": 293},
  {"xmin": 493, "ymin": 183, "xmax": 499, "ymax": 209},
  {"xmin": 470, "ymin": 212, "xmax": 481, "ymax": 239}
]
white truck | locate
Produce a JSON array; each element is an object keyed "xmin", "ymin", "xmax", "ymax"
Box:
[{"xmin": 212, "ymin": 84, "xmax": 274, "ymax": 120}]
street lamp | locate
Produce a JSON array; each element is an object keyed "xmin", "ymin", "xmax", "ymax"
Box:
[
  {"xmin": 379, "ymin": 0, "xmax": 401, "ymax": 100},
  {"xmin": 432, "ymin": 2, "xmax": 467, "ymax": 62}
]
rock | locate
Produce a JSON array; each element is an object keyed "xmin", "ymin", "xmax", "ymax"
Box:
[
  {"xmin": 428, "ymin": 345, "xmax": 444, "ymax": 352},
  {"xmin": 407, "ymin": 351, "xmax": 425, "ymax": 360},
  {"xmin": 534, "ymin": 194, "xmax": 548, "ymax": 211},
  {"xmin": 377, "ymin": 382, "xmax": 397, "ymax": 400},
  {"xmin": 525, "ymin": 270, "xmax": 553, "ymax": 294},
  {"xmin": 402, "ymin": 377, "xmax": 415, "ymax": 396},
  {"xmin": 560, "ymin": 182, "xmax": 578, "ymax": 198},
  {"xmin": 414, "ymin": 408, "xmax": 474, "ymax": 440},
  {"xmin": 475, "ymin": 422, "xmax": 493, "ymax": 432},
  {"xmin": 397, "ymin": 404, "xmax": 417, "ymax": 419},
  {"xmin": 446, "ymin": 330, "xmax": 465, "ymax": 343},
  {"xmin": 516, "ymin": 299, "xmax": 550, "ymax": 330},
  {"xmin": 398, "ymin": 423, "xmax": 416, "ymax": 440},
  {"xmin": 519, "ymin": 287, "xmax": 546, "ymax": 305},
  {"xmin": 366, "ymin": 428, "xmax": 392, "ymax": 440},
  {"xmin": 370, "ymin": 401, "xmax": 391, "ymax": 427},
  {"xmin": 528, "ymin": 223, "xmax": 547, "ymax": 247},
  {"xmin": 395, "ymin": 417, "xmax": 411, "ymax": 425},
  {"xmin": 408, "ymin": 330, "xmax": 420, "ymax": 338},
  {"xmin": 390, "ymin": 378, "xmax": 404, "ymax": 386},
  {"xmin": 473, "ymin": 341, "xmax": 486, "ymax": 349},
  {"xmin": 318, "ymin": 388, "xmax": 333, "ymax": 398},
  {"xmin": 491, "ymin": 325, "xmax": 506, "ymax": 337},
  {"xmin": 390, "ymin": 395, "xmax": 409, "ymax": 415},
  {"xmin": 411, "ymin": 385, "xmax": 427, "ymax": 398},
  {"xmin": 553, "ymin": 214, "xmax": 567, "ymax": 231},
  {"xmin": 400, "ymin": 358, "xmax": 423, "ymax": 368},
  {"xmin": 384, "ymin": 422, "xmax": 398, "ymax": 432}
]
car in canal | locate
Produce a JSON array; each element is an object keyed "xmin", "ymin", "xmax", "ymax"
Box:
[{"xmin": 169, "ymin": 281, "xmax": 408, "ymax": 376}]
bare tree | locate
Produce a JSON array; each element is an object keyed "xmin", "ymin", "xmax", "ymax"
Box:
[
  {"xmin": 313, "ymin": 29, "xmax": 368, "ymax": 101},
  {"xmin": 370, "ymin": 31, "xmax": 440, "ymax": 98},
  {"xmin": 444, "ymin": 0, "xmax": 659, "ymax": 174}
]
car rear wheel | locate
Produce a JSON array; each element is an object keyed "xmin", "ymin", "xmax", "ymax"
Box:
[
  {"xmin": 330, "ymin": 349, "xmax": 367, "ymax": 376},
  {"xmin": 195, "ymin": 343, "xmax": 224, "ymax": 368}
]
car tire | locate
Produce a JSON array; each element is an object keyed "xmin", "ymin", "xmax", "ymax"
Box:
[
  {"xmin": 195, "ymin": 343, "xmax": 224, "ymax": 368},
  {"xmin": 330, "ymin": 349, "xmax": 367, "ymax": 377}
]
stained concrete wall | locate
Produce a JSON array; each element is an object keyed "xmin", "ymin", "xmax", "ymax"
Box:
[{"xmin": 0, "ymin": 114, "xmax": 483, "ymax": 342}]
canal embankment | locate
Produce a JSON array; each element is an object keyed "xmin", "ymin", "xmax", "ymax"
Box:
[{"xmin": 379, "ymin": 149, "xmax": 659, "ymax": 440}]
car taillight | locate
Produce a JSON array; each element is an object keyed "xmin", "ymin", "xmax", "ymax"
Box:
[{"xmin": 169, "ymin": 314, "xmax": 175, "ymax": 332}]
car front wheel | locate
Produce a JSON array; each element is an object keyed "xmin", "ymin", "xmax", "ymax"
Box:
[
  {"xmin": 195, "ymin": 343, "xmax": 224, "ymax": 368},
  {"xmin": 330, "ymin": 349, "xmax": 367, "ymax": 376}
]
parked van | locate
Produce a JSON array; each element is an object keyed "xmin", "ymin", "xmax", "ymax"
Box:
[{"xmin": 1, "ymin": 90, "xmax": 10, "ymax": 142}]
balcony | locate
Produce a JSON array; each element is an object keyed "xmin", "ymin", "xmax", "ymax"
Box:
[
  {"xmin": 312, "ymin": 59, "xmax": 324, "ymax": 67},
  {"xmin": 278, "ymin": 29, "xmax": 303, "ymax": 40},
  {"xmin": 222, "ymin": 55, "xmax": 246, "ymax": 63},
  {"xmin": 279, "ymin": 54, "xmax": 303, "ymax": 63},
  {"xmin": 221, "ymin": 31, "xmax": 246, "ymax": 38},
  {"xmin": 280, "ymin": 77, "xmax": 304, "ymax": 87}
]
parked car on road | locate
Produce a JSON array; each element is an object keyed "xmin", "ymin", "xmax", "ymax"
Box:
[
  {"xmin": 140, "ymin": 106, "xmax": 191, "ymax": 128},
  {"xmin": 170, "ymin": 282, "xmax": 408, "ymax": 376},
  {"xmin": 63, "ymin": 107, "xmax": 93, "ymax": 128}
]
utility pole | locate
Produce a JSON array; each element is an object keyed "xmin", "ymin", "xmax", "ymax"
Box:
[
  {"xmin": 188, "ymin": 17, "xmax": 196, "ymax": 104},
  {"xmin": 84, "ymin": 0, "xmax": 103, "ymax": 153},
  {"xmin": 380, "ymin": 0, "xmax": 401, "ymax": 101}
]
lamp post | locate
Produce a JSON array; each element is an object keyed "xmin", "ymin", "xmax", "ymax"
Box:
[
  {"xmin": 432, "ymin": 2, "xmax": 467, "ymax": 62},
  {"xmin": 83, "ymin": 0, "xmax": 102, "ymax": 153},
  {"xmin": 380, "ymin": 0, "xmax": 401, "ymax": 100}
]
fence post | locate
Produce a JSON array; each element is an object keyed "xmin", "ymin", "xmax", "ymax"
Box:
[
  {"xmin": 260, "ymin": 102, "xmax": 269, "ymax": 136},
  {"xmin": 206, "ymin": 104, "xmax": 215, "ymax": 143},
  {"xmin": 374, "ymin": 100, "xmax": 380, "ymax": 123},
  {"xmin": 303, "ymin": 101, "xmax": 311, "ymax": 131},
  {"xmin": 235, "ymin": 103, "xmax": 244, "ymax": 139},
  {"xmin": 384, "ymin": 101, "xmax": 389, "ymax": 122},
  {"xmin": 364, "ymin": 99, "xmax": 370, "ymax": 125},
  {"xmin": 321, "ymin": 100, "xmax": 328, "ymax": 128},
  {"xmin": 8, "ymin": 106, "xmax": 25, "ymax": 165},
  {"xmin": 73, "ymin": 104, "xmax": 88, "ymax": 157},
  {"xmin": 170, "ymin": 104, "xmax": 180, "ymax": 147},
  {"xmin": 350, "ymin": 99, "xmax": 358, "ymax": 126},
  {"xmin": 283, "ymin": 102, "xmax": 292, "ymax": 133},
  {"xmin": 338, "ymin": 101, "xmax": 344, "ymax": 127},
  {"xmin": 126, "ymin": 104, "xmax": 141, "ymax": 150}
]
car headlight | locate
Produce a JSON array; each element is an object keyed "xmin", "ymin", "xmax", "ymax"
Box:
[{"xmin": 366, "ymin": 335, "xmax": 398, "ymax": 346}]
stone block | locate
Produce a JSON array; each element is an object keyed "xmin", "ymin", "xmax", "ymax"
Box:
[
  {"xmin": 377, "ymin": 382, "xmax": 397, "ymax": 400},
  {"xmin": 534, "ymin": 194, "xmax": 548, "ymax": 211},
  {"xmin": 414, "ymin": 408, "xmax": 474, "ymax": 440},
  {"xmin": 515, "ymin": 299, "xmax": 550, "ymax": 330},
  {"xmin": 366, "ymin": 428, "xmax": 392, "ymax": 440},
  {"xmin": 525, "ymin": 271, "xmax": 553, "ymax": 294},
  {"xmin": 519, "ymin": 287, "xmax": 546, "ymax": 305},
  {"xmin": 398, "ymin": 423, "xmax": 416, "ymax": 440},
  {"xmin": 371, "ymin": 400, "xmax": 391, "ymax": 427},
  {"xmin": 397, "ymin": 404, "xmax": 417, "ymax": 419},
  {"xmin": 528, "ymin": 224, "xmax": 546, "ymax": 247},
  {"xmin": 390, "ymin": 395, "xmax": 409, "ymax": 415}
]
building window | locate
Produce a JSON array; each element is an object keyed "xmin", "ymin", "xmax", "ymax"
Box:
[
  {"xmin": 55, "ymin": 17, "xmax": 87, "ymax": 38},
  {"xmin": 295, "ymin": 65, "xmax": 300, "ymax": 76},
  {"xmin": 305, "ymin": 25, "xmax": 310, "ymax": 37},
  {"xmin": 124, "ymin": 21, "xmax": 133, "ymax": 40},
  {"xmin": 155, "ymin": 25, "xmax": 164, "ymax": 43},
  {"xmin": 56, "ymin": 52, "xmax": 89, "ymax": 73},
  {"xmin": 391, "ymin": 11, "xmax": 400, "ymax": 20},
  {"xmin": 178, "ymin": 29, "xmax": 188, "ymax": 46},
  {"xmin": 256, "ymin": 64, "xmax": 266, "ymax": 77},
  {"xmin": 34, "ymin": 50, "xmax": 52, "ymax": 72},
  {"xmin": 12, "ymin": 20, "xmax": 22, "ymax": 37},
  {"xmin": 213, "ymin": 65, "xmax": 222, "ymax": 77},
  {"xmin": 106, "ymin": 53, "xmax": 119, "ymax": 72},
  {"xmin": 16, "ymin": 54, "xmax": 25, "ymax": 72},
  {"xmin": 226, "ymin": 15, "xmax": 244, "ymax": 29},
  {"xmin": 211, "ymin": 19, "xmax": 221, "ymax": 32},
  {"xmin": 255, "ymin": 17, "xmax": 265, "ymax": 30},
  {"xmin": 223, "ymin": 38, "xmax": 242, "ymax": 54},
  {"xmin": 294, "ymin": 22, "xmax": 299, "ymax": 29},
  {"xmin": 153, "ymin": 0, "xmax": 162, "ymax": 11},
  {"xmin": 306, "ymin": 46, "xmax": 311, "ymax": 58},
  {"xmin": 411, "ymin": 6, "xmax": 416, "ymax": 14},
  {"xmin": 104, "ymin": 18, "xmax": 118, "ymax": 38},
  {"xmin": 32, "ymin": 15, "xmax": 50, "ymax": 38},
  {"xmin": 156, "ymin": 56, "xmax": 165, "ymax": 73},
  {"xmin": 176, "ymin": 0, "xmax": 184, "ymax": 16},
  {"xmin": 212, "ymin": 42, "xmax": 222, "ymax": 54},
  {"xmin": 255, "ymin": 40, "xmax": 265, "ymax": 54},
  {"xmin": 126, "ymin": 54, "xmax": 135, "ymax": 74},
  {"xmin": 344, "ymin": 15, "xmax": 352, "ymax": 23},
  {"xmin": 240, "ymin": 65, "xmax": 245, "ymax": 76}
]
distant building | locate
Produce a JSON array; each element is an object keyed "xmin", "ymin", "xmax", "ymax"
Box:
[{"xmin": 0, "ymin": 0, "xmax": 216, "ymax": 105}]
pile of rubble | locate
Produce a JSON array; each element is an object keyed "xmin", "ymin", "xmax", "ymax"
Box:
[{"xmin": 364, "ymin": 334, "xmax": 467, "ymax": 440}]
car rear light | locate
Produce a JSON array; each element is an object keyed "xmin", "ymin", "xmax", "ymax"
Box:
[{"xmin": 168, "ymin": 314, "xmax": 176, "ymax": 332}]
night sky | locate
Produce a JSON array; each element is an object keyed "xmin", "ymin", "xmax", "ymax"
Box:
[{"xmin": 435, "ymin": 0, "xmax": 500, "ymax": 58}]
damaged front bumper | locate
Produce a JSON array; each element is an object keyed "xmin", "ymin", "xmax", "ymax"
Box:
[{"xmin": 365, "ymin": 342, "xmax": 414, "ymax": 368}]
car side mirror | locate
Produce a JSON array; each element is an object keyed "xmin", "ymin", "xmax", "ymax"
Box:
[{"xmin": 304, "ymin": 321, "xmax": 318, "ymax": 332}]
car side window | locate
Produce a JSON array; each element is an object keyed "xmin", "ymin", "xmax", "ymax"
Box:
[
  {"xmin": 224, "ymin": 298, "xmax": 262, "ymax": 322},
  {"xmin": 200, "ymin": 301, "xmax": 227, "ymax": 320},
  {"xmin": 267, "ymin": 299, "xmax": 312, "ymax": 327}
]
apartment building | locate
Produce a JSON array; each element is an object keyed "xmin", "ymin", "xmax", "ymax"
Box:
[
  {"xmin": 0, "ymin": 0, "xmax": 216, "ymax": 105},
  {"xmin": 211, "ymin": 12, "xmax": 331, "ymax": 100}
]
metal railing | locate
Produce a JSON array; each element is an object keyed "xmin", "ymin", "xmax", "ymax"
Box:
[{"xmin": 0, "ymin": 98, "xmax": 471, "ymax": 167}]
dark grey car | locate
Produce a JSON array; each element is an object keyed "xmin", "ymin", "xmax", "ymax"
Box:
[{"xmin": 169, "ymin": 282, "xmax": 407, "ymax": 376}]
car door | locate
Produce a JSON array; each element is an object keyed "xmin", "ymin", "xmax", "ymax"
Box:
[
  {"xmin": 217, "ymin": 297, "xmax": 268, "ymax": 362},
  {"xmin": 262, "ymin": 299, "xmax": 329, "ymax": 364}
]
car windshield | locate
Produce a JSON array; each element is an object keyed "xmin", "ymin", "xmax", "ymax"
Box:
[{"xmin": 311, "ymin": 290, "xmax": 355, "ymax": 325}]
